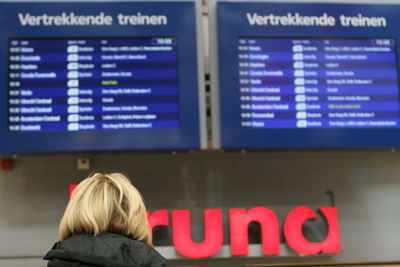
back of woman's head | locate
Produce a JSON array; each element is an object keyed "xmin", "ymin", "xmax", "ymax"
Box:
[{"xmin": 58, "ymin": 172, "xmax": 152, "ymax": 245}]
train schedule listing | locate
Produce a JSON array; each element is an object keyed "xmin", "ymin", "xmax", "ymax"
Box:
[
  {"xmin": 7, "ymin": 37, "xmax": 179, "ymax": 132},
  {"xmin": 238, "ymin": 38, "xmax": 400, "ymax": 128}
]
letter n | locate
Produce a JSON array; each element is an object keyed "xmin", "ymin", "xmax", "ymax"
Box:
[
  {"xmin": 172, "ymin": 209, "xmax": 223, "ymax": 258},
  {"xmin": 147, "ymin": 210, "xmax": 168, "ymax": 230},
  {"xmin": 229, "ymin": 207, "xmax": 280, "ymax": 256},
  {"xmin": 284, "ymin": 206, "xmax": 341, "ymax": 255}
]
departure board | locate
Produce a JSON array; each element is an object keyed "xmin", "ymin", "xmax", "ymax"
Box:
[
  {"xmin": 238, "ymin": 38, "xmax": 400, "ymax": 129},
  {"xmin": 7, "ymin": 37, "xmax": 179, "ymax": 132}
]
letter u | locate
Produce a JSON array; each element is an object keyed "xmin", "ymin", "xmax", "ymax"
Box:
[{"xmin": 172, "ymin": 209, "xmax": 223, "ymax": 258}]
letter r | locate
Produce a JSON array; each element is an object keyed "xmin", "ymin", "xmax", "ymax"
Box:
[
  {"xmin": 69, "ymin": 184, "xmax": 78, "ymax": 198},
  {"xmin": 146, "ymin": 210, "xmax": 168, "ymax": 230}
]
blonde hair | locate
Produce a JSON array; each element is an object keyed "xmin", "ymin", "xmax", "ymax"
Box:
[{"xmin": 58, "ymin": 172, "xmax": 152, "ymax": 245}]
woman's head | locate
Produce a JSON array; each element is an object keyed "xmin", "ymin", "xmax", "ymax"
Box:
[{"xmin": 58, "ymin": 172, "xmax": 152, "ymax": 245}]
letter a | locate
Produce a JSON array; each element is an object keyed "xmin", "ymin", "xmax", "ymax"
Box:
[
  {"xmin": 284, "ymin": 206, "xmax": 341, "ymax": 255},
  {"xmin": 172, "ymin": 209, "xmax": 223, "ymax": 258}
]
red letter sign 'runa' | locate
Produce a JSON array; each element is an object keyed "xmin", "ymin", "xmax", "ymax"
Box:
[{"xmin": 68, "ymin": 186, "xmax": 341, "ymax": 258}]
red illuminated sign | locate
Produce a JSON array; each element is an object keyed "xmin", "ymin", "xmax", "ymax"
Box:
[
  {"xmin": 70, "ymin": 184, "xmax": 341, "ymax": 258},
  {"xmin": 69, "ymin": 184, "xmax": 78, "ymax": 197}
]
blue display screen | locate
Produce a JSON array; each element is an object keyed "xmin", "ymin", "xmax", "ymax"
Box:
[
  {"xmin": 7, "ymin": 37, "xmax": 180, "ymax": 132},
  {"xmin": 216, "ymin": 1, "xmax": 400, "ymax": 148},
  {"xmin": 0, "ymin": 1, "xmax": 203, "ymax": 153},
  {"xmin": 238, "ymin": 37, "xmax": 400, "ymax": 129}
]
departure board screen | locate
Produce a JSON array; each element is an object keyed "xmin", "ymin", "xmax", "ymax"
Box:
[
  {"xmin": 238, "ymin": 38, "xmax": 400, "ymax": 129},
  {"xmin": 7, "ymin": 37, "xmax": 179, "ymax": 132}
]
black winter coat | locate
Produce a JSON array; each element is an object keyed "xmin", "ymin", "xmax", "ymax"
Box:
[{"xmin": 43, "ymin": 232, "xmax": 170, "ymax": 267}]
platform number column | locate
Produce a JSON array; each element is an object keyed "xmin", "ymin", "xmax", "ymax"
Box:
[{"xmin": 66, "ymin": 43, "xmax": 80, "ymax": 131}]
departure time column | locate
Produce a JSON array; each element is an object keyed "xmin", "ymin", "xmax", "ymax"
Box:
[
  {"xmin": 238, "ymin": 38, "xmax": 252, "ymax": 127},
  {"xmin": 8, "ymin": 40, "xmax": 22, "ymax": 131}
]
